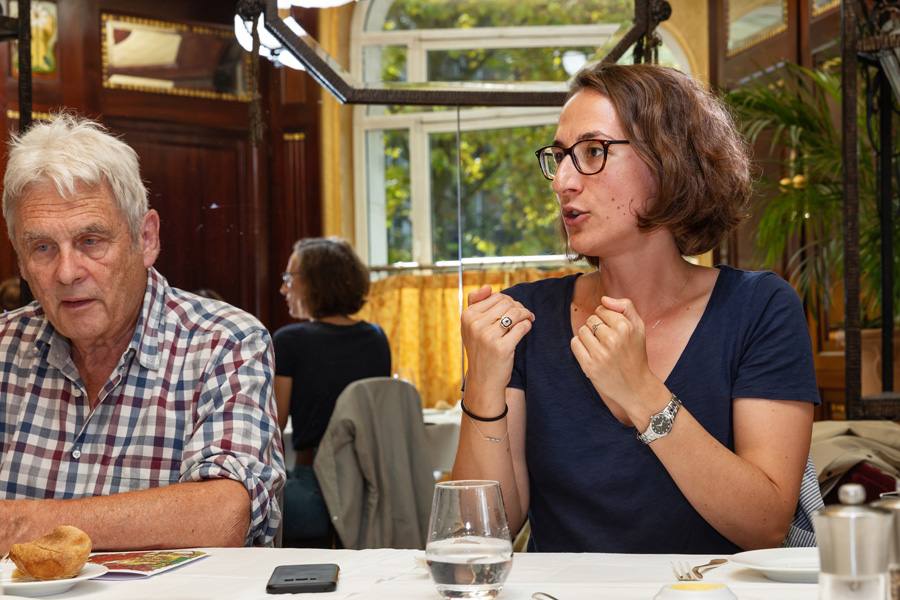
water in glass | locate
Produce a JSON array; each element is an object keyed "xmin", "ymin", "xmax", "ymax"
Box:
[{"xmin": 425, "ymin": 480, "xmax": 513, "ymax": 599}]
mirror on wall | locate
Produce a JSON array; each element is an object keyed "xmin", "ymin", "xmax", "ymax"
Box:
[
  {"xmin": 726, "ymin": 0, "xmax": 787, "ymax": 56},
  {"xmin": 812, "ymin": 0, "xmax": 839, "ymax": 17},
  {"xmin": 102, "ymin": 14, "xmax": 249, "ymax": 100}
]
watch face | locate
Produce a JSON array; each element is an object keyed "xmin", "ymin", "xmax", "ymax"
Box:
[{"xmin": 650, "ymin": 414, "xmax": 670, "ymax": 435}]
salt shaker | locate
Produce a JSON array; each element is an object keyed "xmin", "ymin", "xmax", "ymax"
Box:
[
  {"xmin": 812, "ymin": 483, "xmax": 893, "ymax": 600},
  {"xmin": 872, "ymin": 481, "xmax": 900, "ymax": 600}
]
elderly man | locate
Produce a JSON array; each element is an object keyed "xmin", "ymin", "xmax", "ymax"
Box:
[{"xmin": 0, "ymin": 114, "xmax": 284, "ymax": 553}]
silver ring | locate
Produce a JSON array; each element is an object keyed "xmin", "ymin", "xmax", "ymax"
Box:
[
  {"xmin": 499, "ymin": 316, "xmax": 513, "ymax": 329},
  {"xmin": 591, "ymin": 321, "xmax": 601, "ymax": 334}
]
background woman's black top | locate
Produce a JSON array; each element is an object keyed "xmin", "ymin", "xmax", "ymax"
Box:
[{"xmin": 274, "ymin": 321, "xmax": 391, "ymax": 450}]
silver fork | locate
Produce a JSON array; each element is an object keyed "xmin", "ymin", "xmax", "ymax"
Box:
[{"xmin": 671, "ymin": 561, "xmax": 697, "ymax": 581}]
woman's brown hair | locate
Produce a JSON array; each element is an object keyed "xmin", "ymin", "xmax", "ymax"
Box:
[
  {"xmin": 564, "ymin": 63, "xmax": 751, "ymax": 263},
  {"xmin": 293, "ymin": 237, "xmax": 370, "ymax": 319}
]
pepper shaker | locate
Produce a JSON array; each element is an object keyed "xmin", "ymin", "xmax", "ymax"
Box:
[{"xmin": 812, "ymin": 483, "xmax": 893, "ymax": 600}]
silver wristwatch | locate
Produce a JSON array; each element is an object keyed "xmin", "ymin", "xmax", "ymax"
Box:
[{"xmin": 638, "ymin": 393, "xmax": 681, "ymax": 444}]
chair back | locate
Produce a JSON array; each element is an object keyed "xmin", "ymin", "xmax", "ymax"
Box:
[{"xmin": 313, "ymin": 377, "xmax": 435, "ymax": 549}]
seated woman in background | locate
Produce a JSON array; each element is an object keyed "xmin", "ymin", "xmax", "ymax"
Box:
[
  {"xmin": 275, "ymin": 237, "xmax": 392, "ymax": 547},
  {"xmin": 453, "ymin": 63, "xmax": 822, "ymax": 554}
]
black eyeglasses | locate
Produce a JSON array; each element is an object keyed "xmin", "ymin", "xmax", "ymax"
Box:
[{"xmin": 534, "ymin": 139, "xmax": 630, "ymax": 180}]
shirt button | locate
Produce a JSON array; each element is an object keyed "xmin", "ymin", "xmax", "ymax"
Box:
[
  {"xmin": 72, "ymin": 389, "xmax": 82, "ymax": 397},
  {"xmin": 72, "ymin": 449, "xmax": 82, "ymax": 459}
]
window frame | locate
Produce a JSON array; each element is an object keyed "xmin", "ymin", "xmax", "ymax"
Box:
[{"xmin": 348, "ymin": 0, "xmax": 692, "ymax": 266}]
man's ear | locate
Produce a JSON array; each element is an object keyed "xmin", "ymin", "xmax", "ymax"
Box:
[{"xmin": 141, "ymin": 209, "xmax": 161, "ymax": 268}]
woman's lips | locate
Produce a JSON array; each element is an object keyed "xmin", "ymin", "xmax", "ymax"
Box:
[{"xmin": 563, "ymin": 208, "xmax": 588, "ymax": 227}]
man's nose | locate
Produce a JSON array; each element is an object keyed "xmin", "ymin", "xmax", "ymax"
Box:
[{"xmin": 55, "ymin": 247, "xmax": 85, "ymax": 285}]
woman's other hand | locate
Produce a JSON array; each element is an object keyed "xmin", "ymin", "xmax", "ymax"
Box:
[
  {"xmin": 461, "ymin": 285, "xmax": 535, "ymax": 395},
  {"xmin": 571, "ymin": 295, "xmax": 658, "ymax": 409}
]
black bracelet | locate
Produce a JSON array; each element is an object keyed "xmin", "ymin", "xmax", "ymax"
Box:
[{"xmin": 460, "ymin": 396, "xmax": 508, "ymax": 422}]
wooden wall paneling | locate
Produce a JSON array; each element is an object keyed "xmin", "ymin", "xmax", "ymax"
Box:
[
  {"xmin": 708, "ymin": 0, "xmax": 725, "ymax": 88},
  {"xmin": 0, "ymin": 36, "xmax": 16, "ymax": 283},
  {"xmin": 106, "ymin": 118, "xmax": 258, "ymax": 315},
  {"xmin": 265, "ymin": 129, "xmax": 309, "ymax": 333},
  {"xmin": 60, "ymin": 0, "xmax": 97, "ymax": 114},
  {"xmin": 808, "ymin": 4, "xmax": 841, "ymax": 62},
  {"xmin": 798, "ymin": 0, "xmax": 812, "ymax": 66},
  {"xmin": 100, "ymin": 88, "xmax": 252, "ymax": 131},
  {"xmin": 263, "ymin": 12, "xmax": 323, "ymax": 334},
  {"xmin": 97, "ymin": 0, "xmax": 235, "ymax": 27}
]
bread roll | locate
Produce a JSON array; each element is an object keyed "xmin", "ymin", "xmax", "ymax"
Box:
[{"xmin": 9, "ymin": 525, "xmax": 92, "ymax": 580}]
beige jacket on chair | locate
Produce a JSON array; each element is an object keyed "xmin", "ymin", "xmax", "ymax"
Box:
[{"xmin": 313, "ymin": 377, "xmax": 436, "ymax": 549}]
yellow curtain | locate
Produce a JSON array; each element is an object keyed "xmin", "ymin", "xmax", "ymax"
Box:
[{"xmin": 356, "ymin": 266, "xmax": 585, "ymax": 408}]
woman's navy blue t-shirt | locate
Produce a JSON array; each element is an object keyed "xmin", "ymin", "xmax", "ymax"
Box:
[
  {"xmin": 274, "ymin": 320, "xmax": 391, "ymax": 451},
  {"xmin": 505, "ymin": 265, "xmax": 819, "ymax": 553}
]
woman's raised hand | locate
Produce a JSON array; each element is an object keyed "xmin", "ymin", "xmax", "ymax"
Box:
[
  {"xmin": 571, "ymin": 295, "xmax": 657, "ymax": 407},
  {"xmin": 461, "ymin": 285, "xmax": 535, "ymax": 394}
]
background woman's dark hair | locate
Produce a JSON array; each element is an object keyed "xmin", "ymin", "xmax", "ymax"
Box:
[
  {"xmin": 564, "ymin": 63, "xmax": 751, "ymax": 264},
  {"xmin": 294, "ymin": 237, "xmax": 370, "ymax": 319}
]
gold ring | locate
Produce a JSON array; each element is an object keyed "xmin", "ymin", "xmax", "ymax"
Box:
[{"xmin": 499, "ymin": 316, "xmax": 513, "ymax": 329}]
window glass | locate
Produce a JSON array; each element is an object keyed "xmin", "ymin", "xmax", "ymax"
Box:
[
  {"xmin": 426, "ymin": 46, "xmax": 603, "ymax": 83},
  {"xmin": 356, "ymin": 0, "xmax": 688, "ymax": 266},
  {"xmin": 362, "ymin": 45, "xmax": 407, "ymax": 82},
  {"xmin": 380, "ymin": 0, "xmax": 635, "ymax": 30},
  {"xmin": 366, "ymin": 129, "xmax": 412, "ymax": 264},
  {"xmin": 429, "ymin": 124, "xmax": 561, "ymax": 262}
]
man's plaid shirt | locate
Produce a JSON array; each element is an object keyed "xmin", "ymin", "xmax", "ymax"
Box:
[{"xmin": 0, "ymin": 267, "xmax": 285, "ymax": 546}]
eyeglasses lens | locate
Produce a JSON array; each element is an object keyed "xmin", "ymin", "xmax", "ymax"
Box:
[{"xmin": 538, "ymin": 140, "xmax": 609, "ymax": 180}]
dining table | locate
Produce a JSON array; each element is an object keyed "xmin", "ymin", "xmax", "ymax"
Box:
[{"xmin": 2, "ymin": 547, "xmax": 820, "ymax": 600}]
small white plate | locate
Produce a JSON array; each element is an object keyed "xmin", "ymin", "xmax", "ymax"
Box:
[
  {"xmin": 730, "ymin": 548, "xmax": 819, "ymax": 583},
  {"xmin": 0, "ymin": 563, "xmax": 108, "ymax": 597}
]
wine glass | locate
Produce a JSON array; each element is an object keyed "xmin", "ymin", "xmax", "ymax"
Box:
[{"xmin": 425, "ymin": 480, "xmax": 513, "ymax": 599}]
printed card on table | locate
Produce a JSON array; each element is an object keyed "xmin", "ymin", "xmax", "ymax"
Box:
[{"xmin": 88, "ymin": 550, "xmax": 207, "ymax": 579}]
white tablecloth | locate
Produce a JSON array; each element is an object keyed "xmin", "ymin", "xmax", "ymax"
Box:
[{"xmin": 19, "ymin": 547, "xmax": 819, "ymax": 600}]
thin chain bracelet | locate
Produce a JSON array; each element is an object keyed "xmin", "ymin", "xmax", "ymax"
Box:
[{"xmin": 468, "ymin": 415, "xmax": 509, "ymax": 443}]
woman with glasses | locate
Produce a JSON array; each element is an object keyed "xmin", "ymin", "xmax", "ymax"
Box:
[
  {"xmin": 274, "ymin": 237, "xmax": 391, "ymax": 547},
  {"xmin": 453, "ymin": 63, "xmax": 821, "ymax": 553}
]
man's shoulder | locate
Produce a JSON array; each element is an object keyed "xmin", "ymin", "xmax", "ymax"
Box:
[
  {"xmin": 0, "ymin": 303, "xmax": 48, "ymax": 340},
  {"xmin": 159, "ymin": 288, "xmax": 268, "ymax": 342}
]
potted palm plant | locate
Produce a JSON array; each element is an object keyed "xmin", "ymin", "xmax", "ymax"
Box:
[{"xmin": 725, "ymin": 60, "xmax": 900, "ymax": 395}]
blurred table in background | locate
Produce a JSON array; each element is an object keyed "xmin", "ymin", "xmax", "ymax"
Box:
[
  {"xmin": 283, "ymin": 406, "xmax": 461, "ymax": 476},
  {"xmin": 422, "ymin": 406, "xmax": 462, "ymax": 476}
]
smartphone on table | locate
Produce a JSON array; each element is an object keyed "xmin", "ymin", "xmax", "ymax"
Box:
[{"xmin": 266, "ymin": 563, "xmax": 340, "ymax": 594}]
